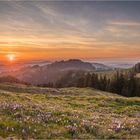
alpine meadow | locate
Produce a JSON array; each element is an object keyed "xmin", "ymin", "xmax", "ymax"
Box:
[{"xmin": 0, "ymin": 1, "xmax": 140, "ymax": 139}]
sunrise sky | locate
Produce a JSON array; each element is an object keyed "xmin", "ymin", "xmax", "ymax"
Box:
[{"xmin": 0, "ymin": 1, "xmax": 140, "ymax": 62}]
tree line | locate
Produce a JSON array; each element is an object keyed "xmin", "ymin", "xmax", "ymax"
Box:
[{"xmin": 45, "ymin": 70, "xmax": 140, "ymax": 97}]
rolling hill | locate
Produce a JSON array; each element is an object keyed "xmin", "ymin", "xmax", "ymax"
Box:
[{"xmin": 0, "ymin": 59, "xmax": 95, "ymax": 85}]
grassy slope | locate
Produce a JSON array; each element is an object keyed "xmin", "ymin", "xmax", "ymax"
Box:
[{"xmin": 0, "ymin": 83, "xmax": 139, "ymax": 139}]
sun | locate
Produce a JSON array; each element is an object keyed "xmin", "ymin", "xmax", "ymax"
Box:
[{"xmin": 7, "ymin": 54, "xmax": 15, "ymax": 62}]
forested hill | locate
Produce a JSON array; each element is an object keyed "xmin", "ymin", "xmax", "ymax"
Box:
[
  {"xmin": 0, "ymin": 59, "xmax": 95, "ymax": 85},
  {"xmin": 0, "ymin": 61, "xmax": 139, "ymax": 97}
]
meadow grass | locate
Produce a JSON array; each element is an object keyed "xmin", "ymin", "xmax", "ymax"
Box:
[{"xmin": 0, "ymin": 83, "xmax": 139, "ymax": 139}]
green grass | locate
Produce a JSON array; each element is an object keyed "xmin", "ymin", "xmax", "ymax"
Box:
[{"xmin": 0, "ymin": 83, "xmax": 139, "ymax": 139}]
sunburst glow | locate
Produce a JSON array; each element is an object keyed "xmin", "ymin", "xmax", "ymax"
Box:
[
  {"xmin": 7, "ymin": 55, "xmax": 15, "ymax": 62},
  {"xmin": 0, "ymin": 2, "xmax": 140, "ymax": 62}
]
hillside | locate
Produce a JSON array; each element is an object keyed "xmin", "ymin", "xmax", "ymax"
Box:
[
  {"xmin": 0, "ymin": 59, "xmax": 95, "ymax": 85},
  {"xmin": 0, "ymin": 83, "xmax": 139, "ymax": 139},
  {"xmin": 48, "ymin": 59, "xmax": 95, "ymax": 71}
]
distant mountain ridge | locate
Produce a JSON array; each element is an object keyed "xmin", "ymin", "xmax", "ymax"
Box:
[
  {"xmin": 91, "ymin": 62, "xmax": 111, "ymax": 70},
  {"xmin": 47, "ymin": 59, "xmax": 95, "ymax": 71},
  {"xmin": 1, "ymin": 59, "xmax": 138, "ymax": 85},
  {"xmin": 0, "ymin": 59, "xmax": 95, "ymax": 85}
]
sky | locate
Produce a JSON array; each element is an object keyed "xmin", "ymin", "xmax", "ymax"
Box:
[{"xmin": 0, "ymin": 1, "xmax": 140, "ymax": 62}]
